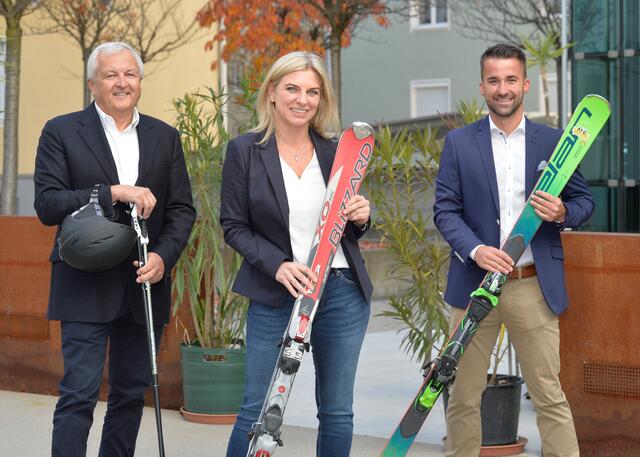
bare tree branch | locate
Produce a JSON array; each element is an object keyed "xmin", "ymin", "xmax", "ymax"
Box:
[
  {"xmin": 120, "ymin": 0, "xmax": 202, "ymax": 64},
  {"xmin": 448, "ymin": 0, "xmax": 599, "ymax": 116},
  {"xmin": 36, "ymin": 0, "xmax": 203, "ymax": 107}
]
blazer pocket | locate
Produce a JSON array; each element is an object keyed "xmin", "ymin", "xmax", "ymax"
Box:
[{"xmin": 550, "ymin": 245, "xmax": 564, "ymax": 260}]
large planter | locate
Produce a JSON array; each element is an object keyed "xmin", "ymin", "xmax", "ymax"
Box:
[
  {"xmin": 481, "ymin": 374, "xmax": 523, "ymax": 446},
  {"xmin": 444, "ymin": 374, "xmax": 526, "ymax": 456},
  {"xmin": 180, "ymin": 344, "xmax": 245, "ymax": 424}
]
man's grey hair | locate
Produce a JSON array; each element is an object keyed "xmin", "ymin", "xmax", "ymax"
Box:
[{"xmin": 87, "ymin": 42, "xmax": 144, "ymax": 81}]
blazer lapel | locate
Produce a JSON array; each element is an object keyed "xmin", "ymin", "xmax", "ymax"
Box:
[
  {"xmin": 77, "ymin": 102, "xmax": 119, "ymax": 184},
  {"xmin": 525, "ymin": 118, "xmax": 540, "ymax": 197},
  {"xmin": 135, "ymin": 114, "xmax": 158, "ymax": 185},
  {"xmin": 310, "ymin": 129, "xmax": 334, "ymax": 184},
  {"xmin": 260, "ymin": 135, "xmax": 290, "ymax": 227},
  {"xmin": 476, "ymin": 117, "xmax": 500, "ymax": 215}
]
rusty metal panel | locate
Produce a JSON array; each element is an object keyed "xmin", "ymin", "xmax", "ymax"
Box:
[
  {"xmin": 583, "ymin": 362, "xmax": 640, "ymax": 399},
  {"xmin": 560, "ymin": 232, "xmax": 640, "ymax": 457},
  {"xmin": 0, "ymin": 314, "xmax": 49, "ymax": 340},
  {"xmin": 0, "ymin": 217, "xmax": 188, "ymax": 409}
]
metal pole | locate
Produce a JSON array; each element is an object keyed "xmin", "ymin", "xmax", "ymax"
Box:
[
  {"xmin": 561, "ymin": 0, "xmax": 569, "ymax": 128},
  {"xmin": 131, "ymin": 205, "xmax": 166, "ymax": 457},
  {"xmin": 618, "ymin": 0, "xmax": 625, "ymax": 231}
]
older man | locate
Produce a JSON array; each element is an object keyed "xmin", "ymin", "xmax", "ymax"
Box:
[{"xmin": 34, "ymin": 42, "xmax": 195, "ymax": 457}]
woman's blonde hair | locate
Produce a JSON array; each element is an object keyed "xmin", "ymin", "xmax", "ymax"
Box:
[{"xmin": 253, "ymin": 51, "xmax": 341, "ymax": 144}]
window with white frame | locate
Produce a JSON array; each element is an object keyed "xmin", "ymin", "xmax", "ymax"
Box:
[
  {"xmin": 410, "ymin": 0, "xmax": 449, "ymax": 30},
  {"xmin": 411, "ymin": 79, "xmax": 451, "ymax": 118}
]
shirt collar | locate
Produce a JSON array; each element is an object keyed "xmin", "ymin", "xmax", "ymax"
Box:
[
  {"xmin": 488, "ymin": 114, "xmax": 526, "ymax": 137},
  {"xmin": 94, "ymin": 103, "xmax": 140, "ymax": 132}
]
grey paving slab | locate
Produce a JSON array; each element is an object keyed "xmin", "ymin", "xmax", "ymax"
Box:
[
  {"xmin": 0, "ymin": 299, "xmax": 543, "ymax": 456},
  {"xmin": 0, "ymin": 390, "xmax": 443, "ymax": 457}
]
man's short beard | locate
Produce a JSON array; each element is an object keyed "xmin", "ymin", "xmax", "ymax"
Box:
[{"xmin": 488, "ymin": 96, "xmax": 523, "ymax": 118}]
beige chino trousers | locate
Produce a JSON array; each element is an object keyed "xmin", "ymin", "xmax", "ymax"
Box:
[{"xmin": 444, "ymin": 275, "xmax": 579, "ymax": 457}]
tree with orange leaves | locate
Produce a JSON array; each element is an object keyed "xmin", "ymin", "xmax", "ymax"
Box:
[{"xmin": 197, "ymin": 0, "xmax": 404, "ymax": 114}]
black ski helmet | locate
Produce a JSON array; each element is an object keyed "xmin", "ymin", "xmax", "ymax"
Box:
[{"xmin": 58, "ymin": 185, "xmax": 136, "ymax": 272}]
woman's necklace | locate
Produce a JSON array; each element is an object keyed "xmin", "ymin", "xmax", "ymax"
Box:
[{"xmin": 277, "ymin": 137, "xmax": 312, "ymax": 162}]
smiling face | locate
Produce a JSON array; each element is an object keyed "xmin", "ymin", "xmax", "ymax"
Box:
[
  {"xmin": 480, "ymin": 57, "xmax": 530, "ymax": 121},
  {"xmin": 268, "ymin": 69, "xmax": 322, "ymax": 132},
  {"xmin": 88, "ymin": 50, "xmax": 142, "ymax": 121}
]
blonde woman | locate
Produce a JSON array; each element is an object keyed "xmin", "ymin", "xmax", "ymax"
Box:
[{"xmin": 220, "ymin": 51, "xmax": 372, "ymax": 457}]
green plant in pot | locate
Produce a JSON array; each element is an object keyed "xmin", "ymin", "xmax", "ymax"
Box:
[
  {"xmin": 368, "ymin": 100, "xmax": 525, "ymax": 450},
  {"xmin": 172, "ymin": 88, "xmax": 248, "ymax": 423},
  {"xmin": 364, "ymin": 124, "xmax": 450, "ymax": 362}
]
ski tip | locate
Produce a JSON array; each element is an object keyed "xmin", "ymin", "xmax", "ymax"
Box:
[
  {"xmin": 352, "ymin": 122, "xmax": 374, "ymax": 140},
  {"xmin": 584, "ymin": 94, "xmax": 612, "ymax": 112}
]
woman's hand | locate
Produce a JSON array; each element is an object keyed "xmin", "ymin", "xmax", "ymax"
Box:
[
  {"xmin": 344, "ymin": 194, "xmax": 370, "ymax": 228},
  {"xmin": 275, "ymin": 261, "xmax": 318, "ymax": 297}
]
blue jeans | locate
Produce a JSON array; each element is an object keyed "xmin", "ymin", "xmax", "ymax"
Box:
[{"xmin": 226, "ymin": 268, "xmax": 370, "ymax": 457}]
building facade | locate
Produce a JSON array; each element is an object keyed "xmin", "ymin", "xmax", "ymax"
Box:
[
  {"xmin": 0, "ymin": 3, "xmax": 217, "ymax": 215},
  {"xmin": 573, "ymin": 0, "xmax": 639, "ymax": 232},
  {"xmin": 340, "ymin": 2, "xmax": 547, "ymax": 127}
]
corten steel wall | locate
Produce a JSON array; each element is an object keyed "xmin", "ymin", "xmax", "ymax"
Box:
[
  {"xmin": 560, "ymin": 231, "xmax": 640, "ymax": 456},
  {"xmin": 0, "ymin": 216, "xmax": 188, "ymax": 409}
]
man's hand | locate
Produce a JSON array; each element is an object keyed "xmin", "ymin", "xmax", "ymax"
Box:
[
  {"xmin": 344, "ymin": 194, "xmax": 370, "ymax": 227},
  {"xmin": 134, "ymin": 252, "xmax": 165, "ymax": 284},
  {"xmin": 275, "ymin": 261, "xmax": 317, "ymax": 297},
  {"xmin": 112, "ymin": 185, "xmax": 157, "ymax": 219},
  {"xmin": 475, "ymin": 246, "xmax": 514, "ymax": 274},
  {"xmin": 530, "ymin": 190, "xmax": 566, "ymax": 223}
]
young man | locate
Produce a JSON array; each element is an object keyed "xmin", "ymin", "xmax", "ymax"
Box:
[
  {"xmin": 434, "ymin": 43, "xmax": 593, "ymax": 457},
  {"xmin": 34, "ymin": 42, "xmax": 195, "ymax": 457}
]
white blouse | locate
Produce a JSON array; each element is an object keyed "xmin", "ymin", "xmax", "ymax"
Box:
[{"xmin": 279, "ymin": 152, "xmax": 349, "ymax": 268}]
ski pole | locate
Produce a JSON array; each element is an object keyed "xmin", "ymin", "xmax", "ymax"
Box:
[{"xmin": 131, "ymin": 204, "xmax": 166, "ymax": 457}]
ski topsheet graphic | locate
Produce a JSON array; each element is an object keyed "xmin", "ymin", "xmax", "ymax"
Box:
[
  {"xmin": 247, "ymin": 122, "xmax": 374, "ymax": 457},
  {"xmin": 380, "ymin": 94, "xmax": 611, "ymax": 457}
]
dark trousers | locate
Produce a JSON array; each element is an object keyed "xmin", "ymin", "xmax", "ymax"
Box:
[{"xmin": 51, "ymin": 306, "xmax": 163, "ymax": 457}]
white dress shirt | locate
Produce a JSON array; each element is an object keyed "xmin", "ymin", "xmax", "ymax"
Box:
[
  {"xmin": 471, "ymin": 115, "xmax": 534, "ymax": 267},
  {"xmin": 279, "ymin": 152, "xmax": 349, "ymax": 268},
  {"xmin": 95, "ymin": 103, "xmax": 140, "ymax": 186}
]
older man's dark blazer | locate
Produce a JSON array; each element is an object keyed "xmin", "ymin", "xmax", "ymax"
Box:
[
  {"xmin": 34, "ymin": 103, "xmax": 195, "ymax": 325},
  {"xmin": 220, "ymin": 129, "xmax": 373, "ymax": 308}
]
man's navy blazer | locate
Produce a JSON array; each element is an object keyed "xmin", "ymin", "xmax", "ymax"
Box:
[
  {"xmin": 434, "ymin": 116, "xmax": 594, "ymax": 315},
  {"xmin": 34, "ymin": 103, "xmax": 196, "ymax": 324},
  {"xmin": 220, "ymin": 129, "xmax": 373, "ymax": 308}
]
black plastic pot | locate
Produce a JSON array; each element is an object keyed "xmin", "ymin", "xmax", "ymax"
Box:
[
  {"xmin": 481, "ymin": 374, "xmax": 523, "ymax": 445},
  {"xmin": 444, "ymin": 374, "xmax": 524, "ymax": 446}
]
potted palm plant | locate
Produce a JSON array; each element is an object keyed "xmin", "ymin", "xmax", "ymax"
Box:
[
  {"xmin": 172, "ymin": 88, "xmax": 248, "ymax": 424},
  {"xmin": 367, "ymin": 101, "xmax": 526, "ymax": 454}
]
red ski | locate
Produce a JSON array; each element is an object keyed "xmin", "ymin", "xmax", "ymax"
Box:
[{"xmin": 247, "ymin": 122, "xmax": 374, "ymax": 457}]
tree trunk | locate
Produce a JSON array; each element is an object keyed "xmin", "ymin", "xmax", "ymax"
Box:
[
  {"xmin": 0, "ymin": 17, "xmax": 23, "ymax": 215},
  {"xmin": 83, "ymin": 51, "xmax": 91, "ymax": 107},
  {"xmin": 541, "ymin": 63, "xmax": 551, "ymax": 126},
  {"xmin": 329, "ymin": 30, "xmax": 342, "ymax": 121},
  {"xmin": 555, "ymin": 57, "xmax": 563, "ymax": 126}
]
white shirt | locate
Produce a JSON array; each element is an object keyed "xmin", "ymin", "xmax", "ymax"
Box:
[
  {"xmin": 471, "ymin": 115, "xmax": 534, "ymax": 267},
  {"xmin": 95, "ymin": 103, "xmax": 140, "ymax": 186},
  {"xmin": 279, "ymin": 152, "xmax": 349, "ymax": 268}
]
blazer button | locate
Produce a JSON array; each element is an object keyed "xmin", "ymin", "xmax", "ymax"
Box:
[{"xmin": 496, "ymin": 219, "xmax": 500, "ymax": 226}]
